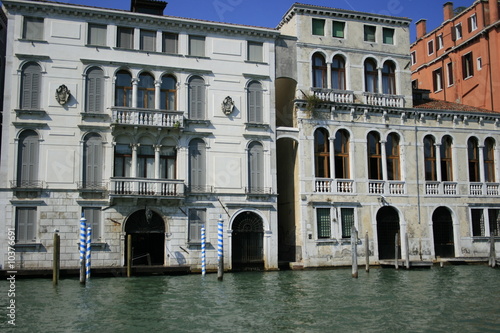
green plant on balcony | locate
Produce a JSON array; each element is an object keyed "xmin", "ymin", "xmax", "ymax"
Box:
[
  {"xmin": 173, "ymin": 120, "xmax": 181, "ymax": 129},
  {"xmin": 300, "ymin": 90, "xmax": 323, "ymax": 117}
]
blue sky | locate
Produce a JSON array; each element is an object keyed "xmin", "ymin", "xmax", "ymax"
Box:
[{"xmin": 61, "ymin": 0, "xmax": 474, "ymax": 41}]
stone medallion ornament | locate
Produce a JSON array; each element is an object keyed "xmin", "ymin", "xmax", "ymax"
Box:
[
  {"xmin": 55, "ymin": 84, "xmax": 71, "ymax": 105},
  {"xmin": 221, "ymin": 96, "xmax": 234, "ymax": 115}
]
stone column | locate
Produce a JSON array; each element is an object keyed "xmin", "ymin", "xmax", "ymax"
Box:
[
  {"xmin": 132, "ymin": 77, "xmax": 139, "ymax": 108},
  {"xmin": 155, "ymin": 80, "xmax": 161, "ymax": 110},
  {"xmin": 326, "ymin": 62, "xmax": 332, "ymax": 90},
  {"xmin": 154, "ymin": 145, "xmax": 161, "ymax": 179},
  {"xmin": 435, "ymin": 143, "xmax": 442, "ymax": 182},
  {"xmin": 478, "ymin": 144, "xmax": 485, "ymax": 183},
  {"xmin": 131, "ymin": 143, "xmax": 139, "ymax": 178}
]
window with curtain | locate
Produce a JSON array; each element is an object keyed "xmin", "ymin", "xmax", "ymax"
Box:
[
  {"xmin": 189, "ymin": 209, "xmax": 206, "ymax": 243},
  {"xmin": 341, "ymin": 208, "xmax": 355, "ymax": 238},
  {"xmin": 137, "ymin": 144, "xmax": 155, "ymax": 178},
  {"xmin": 383, "ymin": 28, "xmax": 394, "ymax": 44},
  {"xmin": 382, "ymin": 61, "xmax": 396, "ymax": 95},
  {"xmin": 189, "ymin": 35, "xmax": 205, "ymax": 57},
  {"xmin": 17, "ymin": 130, "xmax": 39, "ymax": 187},
  {"xmin": 248, "ymin": 41, "xmax": 263, "ymax": 62},
  {"xmin": 367, "ymin": 131, "xmax": 382, "ymax": 180},
  {"xmin": 248, "ymin": 141, "xmax": 264, "ymax": 193},
  {"xmin": 15, "ymin": 207, "xmax": 36, "ymax": 242},
  {"xmin": 433, "ymin": 67, "xmax": 443, "ymax": 92},
  {"xmin": 314, "ymin": 128, "xmax": 330, "ymax": 178},
  {"xmin": 334, "ymin": 129, "xmax": 349, "ymax": 179},
  {"xmin": 189, "ymin": 139, "xmax": 206, "ymax": 191},
  {"xmin": 312, "ymin": 53, "xmax": 327, "ymax": 88},
  {"xmin": 160, "ymin": 145, "xmax": 176, "ymax": 179},
  {"xmin": 386, "ymin": 133, "xmax": 401, "ymax": 181},
  {"xmin": 88, "ymin": 24, "xmax": 107, "ymax": 46},
  {"xmin": 114, "ymin": 143, "xmax": 132, "ymax": 177},
  {"xmin": 462, "ymin": 52, "xmax": 474, "ymax": 79},
  {"xmin": 83, "ymin": 133, "xmax": 103, "ymax": 188},
  {"xmin": 137, "ymin": 72, "xmax": 155, "ymax": 109},
  {"xmin": 23, "ymin": 17, "xmax": 44, "ymax": 40},
  {"xmin": 20, "ymin": 62, "xmax": 42, "ymax": 110},
  {"xmin": 424, "ymin": 135, "xmax": 437, "ymax": 181},
  {"xmin": 86, "ymin": 67, "xmax": 104, "ymax": 113},
  {"xmin": 484, "ymin": 138, "xmax": 495, "ymax": 183},
  {"xmin": 117, "ymin": 27, "xmax": 134, "ymax": 49},
  {"xmin": 140, "ymin": 30, "xmax": 156, "ymax": 52},
  {"xmin": 160, "ymin": 75, "xmax": 176, "ymax": 110},
  {"xmin": 468, "ymin": 137, "xmax": 480, "ymax": 182},
  {"xmin": 441, "ymin": 136, "xmax": 453, "ymax": 182},
  {"xmin": 248, "ymin": 81, "xmax": 263, "ymax": 123},
  {"xmin": 331, "ymin": 55, "xmax": 346, "ymax": 90},
  {"xmin": 162, "ymin": 32, "xmax": 178, "ymax": 53},
  {"xmin": 316, "ymin": 208, "xmax": 331, "ymax": 239},
  {"xmin": 115, "ymin": 70, "xmax": 132, "ymax": 107},
  {"xmin": 188, "ymin": 76, "xmax": 205, "ymax": 120},
  {"xmin": 364, "ymin": 59, "xmax": 378, "ymax": 93}
]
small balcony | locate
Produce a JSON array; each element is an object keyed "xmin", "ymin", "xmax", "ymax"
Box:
[
  {"xmin": 10, "ymin": 180, "xmax": 44, "ymax": 189},
  {"xmin": 425, "ymin": 181, "xmax": 458, "ymax": 196},
  {"xmin": 245, "ymin": 187, "xmax": 273, "ymax": 195},
  {"xmin": 363, "ymin": 92, "xmax": 405, "ymax": 108},
  {"xmin": 186, "ymin": 185, "xmax": 214, "ymax": 194},
  {"xmin": 77, "ymin": 181, "xmax": 107, "ymax": 192},
  {"xmin": 368, "ymin": 180, "xmax": 406, "ymax": 195},
  {"xmin": 469, "ymin": 182, "xmax": 500, "ymax": 196},
  {"xmin": 314, "ymin": 178, "xmax": 354, "ymax": 194},
  {"xmin": 111, "ymin": 107, "xmax": 184, "ymax": 129},
  {"xmin": 311, "ymin": 88, "xmax": 354, "ymax": 104},
  {"xmin": 110, "ymin": 178, "xmax": 184, "ymax": 198}
]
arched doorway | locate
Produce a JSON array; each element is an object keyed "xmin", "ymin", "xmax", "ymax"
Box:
[
  {"xmin": 377, "ymin": 206, "xmax": 401, "ymax": 260},
  {"xmin": 232, "ymin": 211, "xmax": 264, "ymax": 271},
  {"xmin": 432, "ymin": 207, "xmax": 455, "ymax": 258},
  {"xmin": 125, "ymin": 209, "xmax": 165, "ymax": 265}
]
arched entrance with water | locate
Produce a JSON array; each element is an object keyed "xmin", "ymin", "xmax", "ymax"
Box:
[
  {"xmin": 432, "ymin": 207, "xmax": 455, "ymax": 258},
  {"xmin": 377, "ymin": 206, "xmax": 401, "ymax": 260},
  {"xmin": 124, "ymin": 209, "xmax": 165, "ymax": 265},
  {"xmin": 231, "ymin": 211, "xmax": 264, "ymax": 271}
]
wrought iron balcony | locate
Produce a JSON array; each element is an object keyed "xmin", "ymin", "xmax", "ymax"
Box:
[
  {"xmin": 363, "ymin": 92, "xmax": 405, "ymax": 108},
  {"xmin": 110, "ymin": 178, "xmax": 184, "ymax": 198},
  {"xmin": 311, "ymin": 88, "xmax": 354, "ymax": 104},
  {"xmin": 77, "ymin": 182, "xmax": 107, "ymax": 191},
  {"xmin": 10, "ymin": 180, "xmax": 44, "ymax": 189},
  {"xmin": 314, "ymin": 178, "xmax": 354, "ymax": 194},
  {"xmin": 245, "ymin": 187, "xmax": 273, "ymax": 195},
  {"xmin": 111, "ymin": 107, "xmax": 184, "ymax": 129},
  {"xmin": 186, "ymin": 185, "xmax": 214, "ymax": 194}
]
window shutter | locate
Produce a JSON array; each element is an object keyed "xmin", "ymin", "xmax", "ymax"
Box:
[
  {"xmin": 189, "ymin": 140, "xmax": 206, "ymax": 188},
  {"xmin": 316, "ymin": 208, "xmax": 331, "ymax": 238},
  {"xmin": 21, "ymin": 71, "xmax": 32, "ymax": 109},
  {"xmin": 189, "ymin": 78, "xmax": 205, "ymax": 119},
  {"xmin": 249, "ymin": 142, "xmax": 264, "ymax": 191}
]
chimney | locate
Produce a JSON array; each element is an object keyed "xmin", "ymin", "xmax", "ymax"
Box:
[
  {"xmin": 443, "ymin": 2, "xmax": 454, "ymax": 21},
  {"xmin": 416, "ymin": 19, "xmax": 427, "ymax": 39},
  {"xmin": 490, "ymin": 0, "xmax": 499, "ymax": 23},
  {"xmin": 131, "ymin": 0, "xmax": 168, "ymax": 16}
]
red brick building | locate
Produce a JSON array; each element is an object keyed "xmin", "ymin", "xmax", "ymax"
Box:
[{"xmin": 411, "ymin": 0, "xmax": 500, "ymax": 112}]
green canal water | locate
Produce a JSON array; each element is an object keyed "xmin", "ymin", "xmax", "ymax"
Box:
[{"xmin": 1, "ymin": 266, "xmax": 499, "ymax": 332}]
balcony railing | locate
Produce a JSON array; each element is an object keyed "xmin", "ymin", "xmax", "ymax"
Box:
[
  {"xmin": 111, "ymin": 107, "xmax": 184, "ymax": 129},
  {"xmin": 10, "ymin": 180, "xmax": 44, "ymax": 189},
  {"xmin": 77, "ymin": 182, "xmax": 107, "ymax": 191},
  {"xmin": 470, "ymin": 182, "xmax": 500, "ymax": 196},
  {"xmin": 186, "ymin": 185, "xmax": 214, "ymax": 194},
  {"xmin": 110, "ymin": 178, "xmax": 184, "ymax": 197},
  {"xmin": 314, "ymin": 179, "xmax": 354, "ymax": 194},
  {"xmin": 425, "ymin": 181, "xmax": 458, "ymax": 195},
  {"xmin": 245, "ymin": 187, "xmax": 273, "ymax": 195},
  {"xmin": 368, "ymin": 180, "xmax": 406, "ymax": 195},
  {"xmin": 311, "ymin": 88, "xmax": 354, "ymax": 104},
  {"xmin": 363, "ymin": 93, "xmax": 405, "ymax": 108}
]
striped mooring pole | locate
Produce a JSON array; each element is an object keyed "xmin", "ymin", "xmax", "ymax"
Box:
[
  {"xmin": 86, "ymin": 226, "xmax": 92, "ymax": 281},
  {"xmin": 201, "ymin": 225, "xmax": 206, "ymax": 277},
  {"xmin": 217, "ymin": 216, "xmax": 224, "ymax": 281},
  {"xmin": 79, "ymin": 214, "xmax": 87, "ymax": 284}
]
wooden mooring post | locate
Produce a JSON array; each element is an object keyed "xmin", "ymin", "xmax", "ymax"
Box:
[
  {"xmin": 405, "ymin": 233, "xmax": 410, "ymax": 270},
  {"xmin": 489, "ymin": 233, "xmax": 496, "ymax": 268},
  {"xmin": 395, "ymin": 232, "xmax": 399, "ymax": 270},
  {"xmin": 52, "ymin": 233, "xmax": 60, "ymax": 285},
  {"xmin": 365, "ymin": 232, "xmax": 369, "ymax": 273},
  {"xmin": 127, "ymin": 234, "xmax": 132, "ymax": 278},
  {"xmin": 351, "ymin": 226, "xmax": 358, "ymax": 278}
]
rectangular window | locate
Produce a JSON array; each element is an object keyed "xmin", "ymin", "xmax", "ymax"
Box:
[
  {"xmin": 247, "ymin": 41, "xmax": 263, "ymax": 62},
  {"xmin": 189, "ymin": 35, "xmax": 205, "ymax": 57},
  {"xmin": 472, "ymin": 209, "xmax": 484, "ymax": 236},
  {"xmin": 188, "ymin": 209, "xmax": 206, "ymax": 243},
  {"xmin": 162, "ymin": 32, "xmax": 178, "ymax": 53},
  {"xmin": 489, "ymin": 209, "xmax": 500, "ymax": 236},
  {"xmin": 15, "ymin": 207, "xmax": 36, "ymax": 242},
  {"xmin": 383, "ymin": 28, "xmax": 394, "ymax": 45},
  {"xmin": 340, "ymin": 208, "xmax": 355, "ymax": 239},
  {"xmin": 411, "ymin": 79, "xmax": 418, "ymax": 89},
  {"xmin": 477, "ymin": 57, "xmax": 482, "ymax": 71},
  {"xmin": 332, "ymin": 21, "xmax": 345, "ymax": 38},
  {"xmin": 472, "ymin": 208, "xmax": 500, "ymax": 237},
  {"xmin": 316, "ymin": 208, "xmax": 331, "ymax": 239},
  {"xmin": 312, "ymin": 18, "xmax": 325, "ymax": 36},
  {"xmin": 447, "ymin": 62, "xmax": 454, "ymax": 86},
  {"xmin": 433, "ymin": 67, "xmax": 443, "ymax": 92},
  {"xmin": 83, "ymin": 207, "xmax": 101, "ymax": 241},
  {"xmin": 364, "ymin": 25, "xmax": 376, "ymax": 42},
  {"xmin": 23, "ymin": 17, "xmax": 44, "ymax": 40},
  {"xmin": 140, "ymin": 30, "xmax": 156, "ymax": 52},
  {"xmin": 88, "ymin": 24, "xmax": 107, "ymax": 46},
  {"xmin": 468, "ymin": 14, "xmax": 477, "ymax": 32},
  {"xmin": 411, "ymin": 51, "xmax": 417, "ymax": 66},
  {"xmin": 462, "ymin": 52, "xmax": 474, "ymax": 79},
  {"xmin": 454, "ymin": 23, "xmax": 462, "ymax": 40},
  {"xmin": 117, "ymin": 27, "xmax": 134, "ymax": 49},
  {"xmin": 437, "ymin": 34, "xmax": 444, "ymax": 50},
  {"xmin": 427, "ymin": 40, "xmax": 434, "ymax": 55}
]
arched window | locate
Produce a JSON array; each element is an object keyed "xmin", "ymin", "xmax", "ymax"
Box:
[
  {"xmin": 20, "ymin": 62, "xmax": 42, "ymax": 109},
  {"xmin": 312, "ymin": 53, "xmax": 327, "ymax": 88},
  {"xmin": 160, "ymin": 138, "xmax": 176, "ymax": 179},
  {"xmin": 367, "ymin": 131, "xmax": 382, "ymax": 179},
  {"xmin": 86, "ymin": 67, "xmax": 104, "ymax": 113},
  {"xmin": 17, "ymin": 130, "xmax": 39, "ymax": 187},
  {"xmin": 334, "ymin": 129, "xmax": 349, "ymax": 179},
  {"xmin": 484, "ymin": 138, "xmax": 495, "ymax": 182},
  {"xmin": 137, "ymin": 137, "xmax": 155, "ymax": 178},
  {"xmin": 331, "ymin": 55, "xmax": 346, "ymax": 90},
  {"xmin": 386, "ymin": 133, "xmax": 400, "ymax": 180},
  {"xmin": 441, "ymin": 136, "xmax": 453, "ymax": 181},
  {"xmin": 115, "ymin": 70, "xmax": 132, "ymax": 107},
  {"xmin": 114, "ymin": 136, "xmax": 132, "ymax": 177},
  {"xmin": 248, "ymin": 141, "xmax": 264, "ymax": 193},
  {"xmin": 137, "ymin": 72, "xmax": 155, "ymax": 109},
  {"xmin": 83, "ymin": 133, "xmax": 103, "ymax": 188},
  {"xmin": 189, "ymin": 139, "xmax": 206, "ymax": 191},
  {"xmin": 468, "ymin": 137, "xmax": 480, "ymax": 182},
  {"xmin": 248, "ymin": 81, "xmax": 263, "ymax": 123},
  {"xmin": 188, "ymin": 76, "xmax": 205, "ymax": 120},
  {"xmin": 382, "ymin": 61, "xmax": 396, "ymax": 95},
  {"xmin": 424, "ymin": 135, "xmax": 437, "ymax": 181},
  {"xmin": 160, "ymin": 75, "xmax": 176, "ymax": 111},
  {"xmin": 364, "ymin": 58, "xmax": 378, "ymax": 93},
  {"xmin": 314, "ymin": 128, "xmax": 330, "ymax": 178}
]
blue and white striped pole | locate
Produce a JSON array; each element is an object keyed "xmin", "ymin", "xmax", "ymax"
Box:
[
  {"xmin": 201, "ymin": 225, "xmax": 206, "ymax": 277},
  {"xmin": 79, "ymin": 214, "xmax": 87, "ymax": 284},
  {"xmin": 217, "ymin": 216, "xmax": 224, "ymax": 281},
  {"xmin": 86, "ymin": 226, "xmax": 92, "ymax": 281}
]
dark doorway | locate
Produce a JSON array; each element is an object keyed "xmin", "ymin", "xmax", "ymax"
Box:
[
  {"xmin": 377, "ymin": 206, "xmax": 401, "ymax": 260},
  {"xmin": 125, "ymin": 209, "xmax": 165, "ymax": 265},
  {"xmin": 433, "ymin": 207, "xmax": 455, "ymax": 258},
  {"xmin": 232, "ymin": 212, "xmax": 264, "ymax": 271}
]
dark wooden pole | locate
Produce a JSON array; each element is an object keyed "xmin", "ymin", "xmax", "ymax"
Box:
[
  {"xmin": 53, "ymin": 233, "xmax": 60, "ymax": 285},
  {"xmin": 365, "ymin": 232, "xmax": 370, "ymax": 273},
  {"xmin": 395, "ymin": 232, "xmax": 399, "ymax": 270},
  {"xmin": 127, "ymin": 234, "xmax": 132, "ymax": 277},
  {"xmin": 405, "ymin": 233, "xmax": 410, "ymax": 269},
  {"xmin": 351, "ymin": 226, "xmax": 358, "ymax": 278},
  {"xmin": 489, "ymin": 233, "xmax": 496, "ymax": 268},
  {"xmin": 217, "ymin": 256, "xmax": 224, "ymax": 281}
]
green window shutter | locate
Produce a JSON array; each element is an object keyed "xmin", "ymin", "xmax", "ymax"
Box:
[
  {"xmin": 316, "ymin": 208, "xmax": 331, "ymax": 239},
  {"xmin": 341, "ymin": 208, "xmax": 355, "ymax": 238},
  {"xmin": 312, "ymin": 19, "xmax": 325, "ymax": 36},
  {"xmin": 383, "ymin": 28, "xmax": 394, "ymax": 44},
  {"xmin": 332, "ymin": 21, "xmax": 345, "ymax": 38},
  {"xmin": 364, "ymin": 25, "xmax": 376, "ymax": 42}
]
